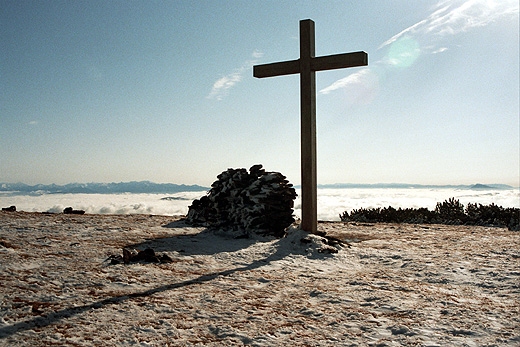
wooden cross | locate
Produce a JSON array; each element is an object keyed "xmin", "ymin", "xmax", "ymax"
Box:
[{"xmin": 253, "ymin": 19, "xmax": 368, "ymax": 233}]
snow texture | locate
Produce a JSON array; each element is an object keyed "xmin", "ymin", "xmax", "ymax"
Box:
[{"xmin": 1, "ymin": 212, "xmax": 519, "ymax": 346}]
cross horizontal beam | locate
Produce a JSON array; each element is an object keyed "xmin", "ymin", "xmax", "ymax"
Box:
[
  {"xmin": 253, "ymin": 59, "xmax": 299, "ymax": 78},
  {"xmin": 253, "ymin": 51, "xmax": 368, "ymax": 78},
  {"xmin": 312, "ymin": 51, "xmax": 368, "ymax": 72}
]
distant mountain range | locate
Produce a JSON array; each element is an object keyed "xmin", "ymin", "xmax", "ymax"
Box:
[
  {"xmin": 0, "ymin": 181, "xmax": 208, "ymax": 195},
  {"xmin": 0, "ymin": 181, "xmax": 515, "ymax": 196},
  {"xmin": 316, "ymin": 183, "xmax": 515, "ymax": 190}
]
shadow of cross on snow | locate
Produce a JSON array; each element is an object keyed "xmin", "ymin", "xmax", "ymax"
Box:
[{"xmin": 0, "ymin": 220, "xmax": 336, "ymax": 339}]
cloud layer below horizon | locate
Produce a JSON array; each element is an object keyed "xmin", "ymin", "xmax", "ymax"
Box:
[{"xmin": 2, "ymin": 187, "xmax": 518, "ymax": 221}]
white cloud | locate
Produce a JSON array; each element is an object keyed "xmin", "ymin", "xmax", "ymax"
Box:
[
  {"xmin": 319, "ymin": 68, "xmax": 379, "ymax": 105},
  {"xmin": 319, "ymin": 68, "xmax": 372, "ymax": 95},
  {"xmin": 321, "ymin": 0, "xmax": 518, "ymax": 96},
  {"xmin": 379, "ymin": 0, "xmax": 519, "ymax": 50},
  {"xmin": 251, "ymin": 50, "xmax": 264, "ymax": 59},
  {"xmin": 207, "ymin": 72, "xmax": 243, "ymax": 101},
  {"xmin": 207, "ymin": 50, "xmax": 264, "ymax": 100},
  {"xmin": 28, "ymin": 121, "xmax": 38, "ymax": 125},
  {"xmin": 432, "ymin": 47, "xmax": 449, "ymax": 54},
  {"xmin": 0, "ymin": 192, "xmax": 205, "ymax": 215},
  {"xmin": 379, "ymin": 18, "xmax": 430, "ymax": 50}
]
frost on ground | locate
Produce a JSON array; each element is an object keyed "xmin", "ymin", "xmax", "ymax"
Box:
[{"xmin": 0, "ymin": 212, "xmax": 519, "ymax": 346}]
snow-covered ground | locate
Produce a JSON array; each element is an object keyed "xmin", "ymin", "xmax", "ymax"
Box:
[{"xmin": 1, "ymin": 212, "xmax": 518, "ymax": 346}]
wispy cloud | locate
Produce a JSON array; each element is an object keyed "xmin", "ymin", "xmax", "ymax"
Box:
[
  {"xmin": 319, "ymin": 68, "xmax": 379, "ymax": 105},
  {"xmin": 207, "ymin": 50, "xmax": 264, "ymax": 101},
  {"xmin": 320, "ymin": 68, "xmax": 372, "ymax": 95},
  {"xmin": 320, "ymin": 0, "xmax": 518, "ymax": 97},
  {"xmin": 432, "ymin": 47, "xmax": 449, "ymax": 54},
  {"xmin": 207, "ymin": 72, "xmax": 243, "ymax": 101},
  {"xmin": 379, "ymin": 0, "xmax": 519, "ymax": 50},
  {"xmin": 251, "ymin": 50, "xmax": 264, "ymax": 59}
]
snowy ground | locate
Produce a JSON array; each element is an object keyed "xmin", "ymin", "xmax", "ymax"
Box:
[{"xmin": 0, "ymin": 212, "xmax": 518, "ymax": 346}]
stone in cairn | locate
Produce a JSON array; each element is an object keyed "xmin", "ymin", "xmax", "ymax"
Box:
[{"xmin": 186, "ymin": 164, "xmax": 297, "ymax": 237}]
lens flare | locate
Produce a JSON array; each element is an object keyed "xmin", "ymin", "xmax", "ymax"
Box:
[{"xmin": 387, "ymin": 36, "xmax": 420, "ymax": 68}]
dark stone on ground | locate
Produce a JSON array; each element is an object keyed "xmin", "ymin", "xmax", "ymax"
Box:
[
  {"xmin": 107, "ymin": 248, "xmax": 174, "ymax": 265},
  {"xmin": 0, "ymin": 240, "xmax": 13, "ymax": 248},
  {"xmin": 63, "ymin": 207, "xmax": 85, "ymax": 215}
]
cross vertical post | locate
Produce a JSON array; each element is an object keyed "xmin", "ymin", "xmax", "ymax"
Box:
[
  {"xmin": 299, "ymin": 20, "xmax": 317, "ymax": 233},
  {"xmin": 253, "ymin": 19, "xmax": 368, "ymax": 234}
]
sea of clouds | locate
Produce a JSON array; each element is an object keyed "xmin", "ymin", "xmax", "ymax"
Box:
[{"xmin": 1, "ymin": 188, "xmax": 518, "ymax": 221}]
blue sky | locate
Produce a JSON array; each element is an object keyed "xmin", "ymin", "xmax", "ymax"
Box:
[{"xmin": 1, "ymin": 0, "xmax": 518, "ymax": 186}]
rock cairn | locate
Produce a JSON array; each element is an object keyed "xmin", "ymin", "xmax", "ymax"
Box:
[{"xmin": 186, "ymin": 165, "xmax": 297, "ymax": 237}]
